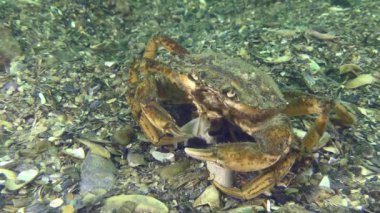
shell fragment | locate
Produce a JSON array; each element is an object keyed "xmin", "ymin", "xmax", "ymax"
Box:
[{"xmin": 4, "ymin": 168, "xmax": 39, "ymax": 191}]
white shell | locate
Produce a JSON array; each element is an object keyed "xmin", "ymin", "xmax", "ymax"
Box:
[
  {"xmin": 150, "ymin": 150, "xmax": 175, "ymax": 163},
  {"xmin": 5, "ymin": 168, "xmax": 39, "ymax": 191},
  {"xmin": 319, "ymin": 175, "xmax": 331, "ymax": 188},
  {"xmin": 49, "ymin": 198, "xmax": 64, "ymax": 208},
  {"xmin": 193, "ymin": 185, "xmax": 221, "ymax": 210},
  {"xmin": 63, "ymin": 147, "xmax": 85, "ymax": 159}
]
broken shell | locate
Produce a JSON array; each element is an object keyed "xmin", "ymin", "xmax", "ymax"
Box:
[
  {"xmin": 344, "ymin": 74, "xmax": 378, "ymax": 89},
  {"xmin": 150, "ymin": 150, "xmax": 175, "ymax": 163},
  {"xmin": 5, "ymin": 168, "xmax": 39, "ymax": 191},
  {"xmin": 305, "ymin": 29, "xmax": 337, "ymax": 40},
  {"xmin": 193, "ymin": 185, "xmax": 221, "ymax": 210},
  {"xmin": 263, "ymin": 51, "xmax": 292, "ymax": 64},
  {"xmin": 78, "ymin": 139, "xmax": 111, "ymax": 159},
  {"xmin": 104, "ymin": 61, "xmax": 116, "ymax": 67},
  {"xmin": 63, "ymin": 147, "xmax": 85, "ymax": 159},
  {"xmin": 316, "ymin": 132, "xmax": 331, "ymax": 149},
  {"xmin": 359, "ymin": 166, "xmax": 374, "ymax": 176},
  {"xmin": 61, "ymin": 205, "xmax": 75, "ymax": 213},
  {"xmin": 339, "ymin": 64, "xmax": 364, "ymax": 75},
  {"xmin": 159, "ymin": 161, "xmax": 190, "ymax": 179},
  {"xmin": 49, "ymin": 198, "xmax": 64, "ymax": 208},
  {"xmin": 305, "ymin": 186, "xmax": 335, "ymax": 204},
  {"xmin": 308, "ymin": 59, "xmax": 321, "ymax": 74},
  {"xmin": 322, "ymin": 146, "xmax": 340, "ymax": 155},
  {"xmin": 101, "ymin": 194, "xmax": 168, "ymax": 213},
  {"xmin": 292, "ymin": 128, "xmax": 306, "ymax": 138},
  {"xmin": 38, "ymin": 92, "xmax": 47, "ymax": 104},
  {"xmin": 0, "ymin": 156, "xmax": 14, "ymax": 167},
  {"xmin": 324, "ymin": 195, "xmax": 349, "ymax": 207},
  {"xmin": 319, "ymin": 175, "xmax": 331, "ymax": 188},
  {"xmin": 0, "ymin": 168, "xmax": 17, "ymax": 179},
  {"xmin": 0, "ymin": 168, "xmax": 17, "ymax": 186}
]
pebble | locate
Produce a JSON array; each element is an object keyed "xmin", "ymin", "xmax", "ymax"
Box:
[
  {"xmin": 113, "ymin": 126, "xmax": 135, "ymax": 146},
  {"xmin": 127, "ymin": 153, "xmax": 146, "ymax": 167}
]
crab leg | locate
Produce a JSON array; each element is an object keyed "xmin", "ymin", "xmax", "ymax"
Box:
[
  {"xmin": 143, "ymin": 35, "xmax": 188, "ymax": 59},
  {"xmin": 138, "ymin": 112, "xmax": 190, "ymax": 145},
  {"xmin": 212, "ymin": 152, "xmax": 298, "ymax": 200},
  {"xmin": 223, "ymin": 99, "xmax": 286, "ymax": 134},
  {"xmin": 130, "ymin": 97, "xmax": 191, "ymax": 145},
  {"xmin": 185, "ymin": 116, "xmax": 292, "ymax": 172},
  {"xmin": 139, "ymin": 58, "xmax": 230, "ymax": 120},
  {"xmin": 127, "ymin": 35, "xmax": 188, "ymax": 83},
  {"xmin": 332, "ymin": 102, "xmax": 356, "ymax": 126},
  {"xmin": 283, "ymin": 92, "xmax": 355, "ymax": 125},
  {"xmin": 128, "ymin": 72, "xmax": 191, "ymax": 145},
  {"xmin": 208, "ymin": 103, "xmax": 332, "ymax": 200},
  {"xmin": 212, "ymin": 96, "xmax": 355, "ymax": 199},
  {"xmin": 185, "ymin": 142, "xmax": 285, "ymax": 172},
  {"xmin": 282, "ymin": 94, "xmax": 355, "ymax": 150}
]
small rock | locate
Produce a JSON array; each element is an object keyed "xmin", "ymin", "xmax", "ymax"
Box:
[
  {"xmin": 127, "ymin": 153, "xmax": 146, "ymax": 167},
  {"xmin": 112, "ymin": 126, "xmax": 135, "ymax": 146},
  {"xmin": 80, "ymin": 153, "xmax": 116, "ymax": 195},
  {"xmin": 114, "ymin": 0, "xmax": 131, "ymax": 16},
  {"xmin": 101, "ymin": 194, "xmax": 168, "ymax": 213}
]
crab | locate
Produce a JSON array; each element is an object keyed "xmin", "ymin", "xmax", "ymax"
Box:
[{"xmin": 127, "ymin": 35, "xmax": 355, "ymax": 200}]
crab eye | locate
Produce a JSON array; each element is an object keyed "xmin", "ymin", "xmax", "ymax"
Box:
[
  {"xmin": 227, "ymin": 90, "xmax": 236, "ymax": 98},
  {"xmin": 190, "ymin": 73, "xmax": 199, "ymax": 81}
]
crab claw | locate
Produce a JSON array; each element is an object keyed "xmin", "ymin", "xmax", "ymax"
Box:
[
  {"xmin": 211, "ymin": 152, "xmax": 298, "ymax": 200},
  {"xmin": 185, "ymin": 142, "xmax": 284, "ymax": 172}
]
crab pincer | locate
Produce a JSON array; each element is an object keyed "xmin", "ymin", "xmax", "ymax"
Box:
[{"xmin": 185, "ymin": 142, "xmax": 285, "ymax": 172}]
